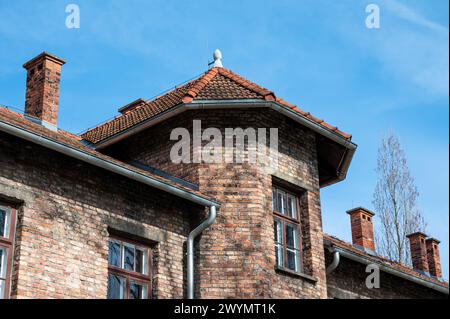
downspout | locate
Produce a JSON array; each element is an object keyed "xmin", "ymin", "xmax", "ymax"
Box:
[
  {"xmin": 327, "ymin": 248, "xmax": 341, "ymax": 274},
  {"xmin": 187, "ymin": 205, "xmax": 217, "ymax": 299}
]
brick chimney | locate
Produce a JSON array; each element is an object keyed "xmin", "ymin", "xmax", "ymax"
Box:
[
  {"xmin": 406, "ymin": 232, "xmax": 429, "ymax": 274},
  {"xmin": 23, "ymin": 52, "xmax": 65, "ymax": 130},
  {"xmin": 347, "ymin": 207, "xmax": 375, "ymax": 252},
  {"xmin": 425, "ymin": 238, "xmax": 442, "ymax": 278}
]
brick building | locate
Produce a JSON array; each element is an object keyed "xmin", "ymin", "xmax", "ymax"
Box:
[{"xmin": 0, "ymin": 52, "xmax": 448, "ymax": 299}]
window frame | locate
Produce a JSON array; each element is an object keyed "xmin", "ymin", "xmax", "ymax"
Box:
[
  {"xmin": 0, "ymin": 202, "xmax": 17, "ymax": 299},
  {"xmin": 272, "ymin": 186, "xmax": 303, "ymax": 274},
  {"xmin": 107, "ymin": 235, "xmax": 153, "ymax": 299}
]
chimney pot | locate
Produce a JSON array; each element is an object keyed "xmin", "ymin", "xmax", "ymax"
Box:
[
  {"xmin": 347, "ymin": 207, "xmax": 375, "ymax": 253},
  {"xmin": 23, "ymin": 52, "xmax": 65, "ymax": 130},
  {"xmin": 406, "ymin": 232, "xmax": 429, "ymax": 274},
  {"xmin": 425, "ymin": 238, "xmax": 442, "ymax": 278}
]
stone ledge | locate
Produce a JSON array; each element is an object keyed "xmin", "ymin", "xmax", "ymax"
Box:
[{"xmin": 275, "ymin": 266, "xmax": 318, "ymax": 283}]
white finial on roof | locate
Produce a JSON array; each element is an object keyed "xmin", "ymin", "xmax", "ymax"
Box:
[{"xmin": 213, "ymin": 49, "xmax": 223, "ymax": 68}]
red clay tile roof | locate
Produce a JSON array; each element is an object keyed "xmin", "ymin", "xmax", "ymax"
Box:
[
  {"xmin": 324, "ymin": 234, "xmax": 449, "ymax": 289},
  {"xmin": 0, "ymin": 106, "xmax": 216, "ymax": 204},
  {"xmin": 81, "ymin": 67, "xmax": 352, "ymax": 144}
]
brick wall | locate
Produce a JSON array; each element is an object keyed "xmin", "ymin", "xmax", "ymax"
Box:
[
  {"xmin": 0, "ymin": 131, "xmax": 202, "ymax": 299},
  {"xmin": 106, "ymin": 108, "xmax": 328, "ymax": 298},
  {"xmin": 325, "ymin": 251, "xmax": 446, "ymax": 299},
  {"xmin": 105, "ymin": 113, "xmax": 200, "ymax": 185}
]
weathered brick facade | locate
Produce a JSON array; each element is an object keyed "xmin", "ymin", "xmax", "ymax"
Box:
[
  {"xmin": 103, "ymin": 109, "xmax": 327, "ymax": 298},
  {"xmin": 0, "ymin": 131, "xmax": 203, "ymax": 298}
]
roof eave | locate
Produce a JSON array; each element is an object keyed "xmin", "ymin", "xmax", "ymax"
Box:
[
  {"xmin": 319, "ymin": 146, "xmax": 356, "ymax": 188},
  {"xmin": 324, "ymin": 240, "xmax": 449, "ymax": 295},
  {"xmin": 0, "ymin": 118, "xmax": 220, "ymax": 208},
  {"xmin": 90, "ymin": 100, "xmax": 356, "ymax": 148}
]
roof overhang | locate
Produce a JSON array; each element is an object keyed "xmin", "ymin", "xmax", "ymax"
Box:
[
  {"xmin": 88, "ymin": 99, "xmax": 357, "ymax": 188},
  {"xmin": 0, "ymin": 118, "xmax": 220, "ymax": 208}
]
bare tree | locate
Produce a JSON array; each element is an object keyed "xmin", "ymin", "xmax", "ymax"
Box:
[{"xmin": 373, "ymin": 132, "xmax": 427, "ymax": 265}]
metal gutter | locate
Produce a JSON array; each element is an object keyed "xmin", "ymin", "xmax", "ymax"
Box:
[
  {"xmin": 92, "ymin": 100, "xmax": 357, "ymax": 151},
  {"xmin": 187, "ymin": 205, "xmax": 217, "ymax": 299},
  {"xmin": 0, "ymin": 119, "xmax": 220, "ymax": 208},
  {"xmin": 327, "ymin": 245, "xmax": 449, "ymax": 295}
]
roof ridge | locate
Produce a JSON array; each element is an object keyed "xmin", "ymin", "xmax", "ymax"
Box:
[
  {"xmin": 183, "ymin": 68, "xmax": 219, "ymax": 103},
  {"xmin": 216, "ymin": 67, "xmax": 276, "ymax": 101},
  {"xmin": 80, "ymin": 67, "xmax": 353, "ymax": 144}
]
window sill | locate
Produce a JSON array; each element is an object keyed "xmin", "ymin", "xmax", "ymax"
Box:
[{"xmin": 275, "ymin": 266, "xmax": 317, "ymax": 283}]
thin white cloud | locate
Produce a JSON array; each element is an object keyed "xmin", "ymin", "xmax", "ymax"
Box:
[
  {"xmin": 384, "ymin": 0, "xmax": 448, "ymax": 34},
  {"xmin": 380, "ymin": 0, "xmax": 449, "ymax": 97},
  {"xmin": 337, "ymin": 0, "xmax": 449, "ymax": 100}
]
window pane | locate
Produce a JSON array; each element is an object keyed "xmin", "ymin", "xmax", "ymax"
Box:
[
  {"xmin": 273, "ymin": 219, "xmax": 282, "ymax": 244},
  {"xmin": 287, "ymin": 195, "xmax": 297, "ymax": 219},
  {"xmin": 285, "ymin": 223, "xmax": 298, "ymax": 248},
  {"xmin": 0, "ymin": 249, "xmax": 3, "ymax": 278},
  {"xmin": 0, "ymin": 209, "xmax": 9, "ymax": 238},
  {"xmin": 135, "ymin": 248, "xmax": 148, "ymax": 275},
  {"xmin": 124, "ymin": 244, "xmax": 135, "ymax": 271},
  {"xmin": 272, "ymin": 189, "xmax": 277, "ymax": 211},
  {"xmin": 130, "ymin": 282, "xmax": 148, "ymax": 299},
  {"xmin": 108, "ymin": 241, "xmax": 121, "ymax": 268},
  {"xmin": 107, "ymin": 274, "xmax": 125, "ymax": 299},
  {"xmin": 286, "ymin": 249, "xmax": 298, "ymax": 272},
  {"xmin": 277, "ymin": 191, "xmax": 286, "ymax": 215},
  {"xmin": 0, "ymin": 248, "xmax": 5, "ymax": 279},
  {"xmin": 275, "ymin": 244, "xmax": 283, "ymax": 268},
  {"xmin": 274, "ymin": 219, "xmax": 284, "ymax": 268},
  {"xmin": 0, "ymin": 279, "xmax": 5, "ymax": 299}
]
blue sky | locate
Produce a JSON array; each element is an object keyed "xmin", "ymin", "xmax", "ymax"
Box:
[{"xmin": 0, "ymin": 0, "xmax": 448, "ymax": 279}]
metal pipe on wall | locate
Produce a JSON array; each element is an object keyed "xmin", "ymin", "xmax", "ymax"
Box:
[{"xmin": 187, "ymin": 205, "xmax": 217, "ymax": 299}]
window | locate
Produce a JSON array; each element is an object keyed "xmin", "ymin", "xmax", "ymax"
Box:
[
  {"xmin": 272, "ymin": 186, "xmax": 302, "ymax": 273},
  {"xmin": 0, "ymin": 203, "xmax": 16, "ymax": 299},
  {"xmin": 107, "ymin": 237, "xmax": 152, "ymax": 299}
]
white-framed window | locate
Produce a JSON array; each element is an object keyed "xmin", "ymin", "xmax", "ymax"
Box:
[
  {"xmin": 272, "ymin": 186, "xmax": 302, "ymax": 273},
  {"xmin": 107, "ymin": 237, "xmax": 151, "ymax": 299}
]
